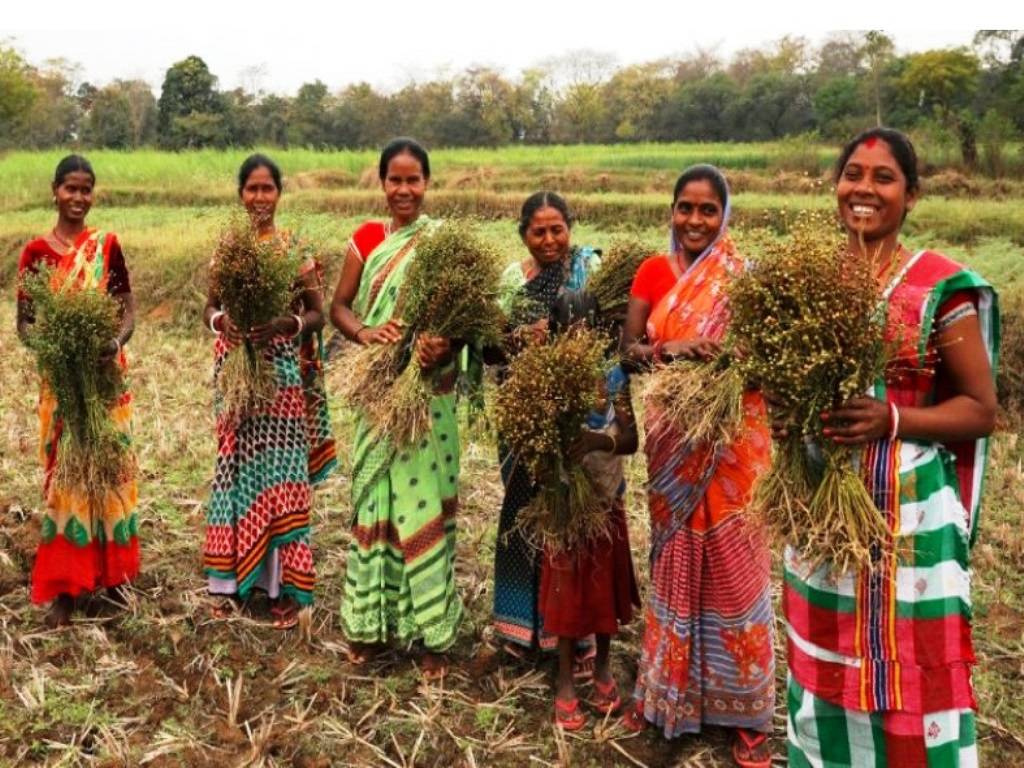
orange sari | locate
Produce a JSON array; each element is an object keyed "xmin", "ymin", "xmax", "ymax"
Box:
[
  {"xmin": 632, "ymin": 236, "xmax": 775, "ymax": 737},
  {"xmin": 21, "ymin": 229, "xmax": 139, "ymax": 604}
]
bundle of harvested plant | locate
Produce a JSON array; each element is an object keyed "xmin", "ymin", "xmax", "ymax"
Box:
[
  {"xmin": 644, "ymin": 354, "xmax": 746, "ymax": 456},
  {"xmin": 22, "ymin": 268, "xmax": 132, "ymax": 503},
  {"xmin": 728, "ymin": 213, "xmax": 893, "ymax": 573},
  {"xmin": 586, "ymin": 235, "xmax": 649, "ymax": 320},
  {"xmin": 341, "ymin": 219, "xmax": 505, "ymax": 446},
  {"xmin": 208, "ymin": 217, "xmax": 303, "ymax": 419},
  {"xmin": 494, "ymin": 325, "xmax": 611, "ymax": 553}
]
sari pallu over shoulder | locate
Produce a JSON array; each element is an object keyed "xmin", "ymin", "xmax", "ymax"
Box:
[
  {"xmin": 633, "ymin": 236, "xmax": 776, "ymax": 738},
  {"xmin": 27, "ymin": 228, "xmax": 140, "ymax": 605},
  {"xmin": 341, "ymin": 216, "xmax": 464, "ymax": 652}
]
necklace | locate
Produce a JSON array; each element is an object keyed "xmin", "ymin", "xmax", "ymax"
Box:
[
  {"xmin": 873, "ymin": 243, "xmax": 906, "ymax": 285},
  {"xmin": 50, "ymin": 227, "xmax": 74, "ymax": 251}
]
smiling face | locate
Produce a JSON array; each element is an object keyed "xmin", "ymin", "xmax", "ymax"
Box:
[
  {"xmin": 836, "ymin": 138, "xmax": 916, "ymax": 246},
  {"xmin": 53, "ymin": 170, "xmax": 94, "ymax": 225},
  {"xmin": 671, "ymin": 178, "xmax": 723, "ymax": 260},
  {"xmin": 382, "ymin": 151, "xmax": 428, "ymax": 226},
  {"xmin": 522, "ymin": 205, "xmax": 571, "ymax": 265},
  {"xmin": 240, "ymin": 165, "xmax": 280, "ymax": 227}
]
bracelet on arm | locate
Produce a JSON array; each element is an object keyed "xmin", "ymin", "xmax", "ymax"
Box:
[
  {"xmin": 888, "ymin": 402, "xmax": 900, "ymax": 441},
  {"xmin": 292, "ymin": 313, "xmax": 304, "ymax": 338},
  {"xmin": 209, "ymin": 310, "xmax": 225, "ymax": 334},
  {"xmin": 606, "ymin": 434, "xmax": 618, "ymax": 454},
  {"xmin": 353, "ymin": 323, "xmax": 367, "ymax": 343},
  {"xmin": 652, "ymin": 340, "xmax": 664, "ymax": 364}
]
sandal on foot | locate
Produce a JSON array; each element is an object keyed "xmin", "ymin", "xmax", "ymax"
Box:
[
  {"xmin": 269, "ymin": 602, "xmax": 299, "ymax": 630},
  {"xmin": 590, "ymin": 676, "xmax": 621, "ymax": 715},
  {"xmin": 620, "ymin": 704, "xmax": 647, "ymax": 733},
  {"xmin": 210, "ymin": 598, "xmax": 239, "ymax": 620},
  {"xmin": 554, "ymin": 697, "xmax": 587, "ymax": 731},
  {"xmin": 732, "ymin": 728, "xmax": 771, "ymax": 768}
]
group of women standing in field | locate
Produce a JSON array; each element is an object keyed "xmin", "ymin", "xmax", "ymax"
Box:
[{"xmin": 15, "ymin": 126, "xmax": 998, "ymax": 768}]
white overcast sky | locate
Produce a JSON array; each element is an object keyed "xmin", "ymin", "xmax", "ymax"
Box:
[{"xmin": 2, "ymin": 1, "xmax": 1017, "ymax": 95}]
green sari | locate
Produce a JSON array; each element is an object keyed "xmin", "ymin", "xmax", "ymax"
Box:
[{"xmin": 340, "ymin": 215, "xmax": 463, "ymax": 651}]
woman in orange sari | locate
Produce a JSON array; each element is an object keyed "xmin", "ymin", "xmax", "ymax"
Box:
[
  {"xmin": 621, "ymin": 165, "xmax": 774, "ymax": 768},
  {"xmin": 16, "ymin": 155, "xmax": 139, "ymax": 628}
]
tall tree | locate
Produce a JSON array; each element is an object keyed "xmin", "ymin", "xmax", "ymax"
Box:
[
  {"xmin": 861, "ymin": 31, "xmax": 895, "ymax": 126},
  {"xmin": 287, "ymin": 80, "xmax": 332, "ymax": 147},
  {"xmin": 900, "ymin": 48, "xmax": 982, "ymax": 166},
  {"xmin": 157, "ymin": 55, "xmax": 223, "ymax": 148},
  {"xmin": 0, "ymin": 45, "xmax": 37, "ymax": 146},
  {"xmin": 84, "ymin": 79, "xmax": 157, "ymax": 148}
]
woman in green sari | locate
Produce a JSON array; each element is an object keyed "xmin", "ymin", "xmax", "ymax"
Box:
[{"xmin": 330, "ymin": 138, "xmax": 460, "ymax": 678}]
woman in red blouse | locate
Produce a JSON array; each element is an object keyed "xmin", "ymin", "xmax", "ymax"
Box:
[{"xmin": 15, "ymin": 155, "xmax": 139, "ymax": 628}]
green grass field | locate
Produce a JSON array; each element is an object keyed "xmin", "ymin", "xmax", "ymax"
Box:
[{"xmin": 1, "ymin": 146, "xmax": 1022, "ymax": 767}]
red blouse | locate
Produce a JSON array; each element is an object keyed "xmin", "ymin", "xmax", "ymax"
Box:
[
  {"xmin": 348, "ymin": 221, "xmax": 389, "ymax": 263},
  {"xmin": 17, "ymin": 234, "xmax": 130, "ymax": 300},
  {"xmin": 629, "ymin": 254, "xmax": 677, "ymax": 308}
]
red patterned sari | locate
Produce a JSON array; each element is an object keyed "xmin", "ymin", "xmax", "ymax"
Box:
[{"xmin": 631, "ymin": 236, "xmax": 775, "ymax": 737}]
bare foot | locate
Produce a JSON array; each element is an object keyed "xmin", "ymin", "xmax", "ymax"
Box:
[
  {"xmin": 45, "ymin": 594, "xmax": 74, "ymax": 628},
  {"xmin": 421, "ymin": 651, "xmax": 448, "ymax": 681},
  {"xmin": 345, "ymin": 641, "xmax": 383, "ymax": 665}
]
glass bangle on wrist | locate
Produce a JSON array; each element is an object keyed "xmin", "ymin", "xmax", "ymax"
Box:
[
  {"xmin": 888, "ymin": 402, "xmax": 900, "ymax": 441},
  {"xmin": 292, "ymin": 313, "xmax": 304, "ymax": 337},
  {"xmin": 209, "ymin": 310, "xmax": 225, "ymax": 334}
]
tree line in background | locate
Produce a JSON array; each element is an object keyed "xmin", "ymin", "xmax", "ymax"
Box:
[{"xmin": 2, "ymin": 31, "xmax": 1023, "ymax": 173}]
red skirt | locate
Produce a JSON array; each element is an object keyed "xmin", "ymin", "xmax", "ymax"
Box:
[
  {"xmin": 538, "ymin": 498, "xmax": 639, "ymax": 638},
  {"xmin": 32, "ymin": 536, "xmax": 140, "ymax": 604}
]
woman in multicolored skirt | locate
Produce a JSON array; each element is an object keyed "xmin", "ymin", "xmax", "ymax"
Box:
[
  {"xmin": 620, "ymin": 165, "xmax": 775, "ymax": 768},
  {"xmin": 17, "ymin": 155, "xmax": 139, "ymax": 628},
  {"xmin": 782, "ymin": 128, "xmax": 997, "ymax": 768},
  {"xmin": 202, "ymin": 154, "xmax": 336, "ymax": 629}
]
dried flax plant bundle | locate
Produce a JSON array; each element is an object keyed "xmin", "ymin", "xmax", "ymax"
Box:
[
  {"xmin": 494, "ymin": 325, "xmax": 611, "ymax": 553},
  {"xmin": 586, "ymin": 236, "xmax": 649, "ymax": 321},
  {"xmin": 342, "ymin": 219, "xmax": 505, "ymax": 446},
  {"xmin": 729, "ymin": 212, "xmax": 892, "ymax": 573},
  {"xmin": 644, "ymin": 354, "xmax": 746, "ymax": 456},
  {"xmin": 22, "ymin": 268, "xmax": 133, "ymax": 504},
  {"xmin": 208, "ymin": 216, "xmax": 303, "ymax": 421}
]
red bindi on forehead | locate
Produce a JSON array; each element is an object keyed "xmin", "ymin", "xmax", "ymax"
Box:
[{"xmin": 863, "ymin": 136, "xmax": 879, "ymax": 149}]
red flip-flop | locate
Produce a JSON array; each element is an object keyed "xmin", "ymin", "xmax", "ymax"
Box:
[
  {"xmin": 620, "ymin": 703, "xmax": 646, "ymax": 733},
  {"xmin": 590, "ymin": 677, "xmax": 621, "ymax": 715},
  {"xmin": 554, "ymin": 697, "xmax": 587, "ymax": 731},
  {"xmin": 269, "ymin": 603, "xmax": 298, "ymax": 630},
  {"xmin": 732, "ymin": 728, "xmax": 771, "ymax": 768}
]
